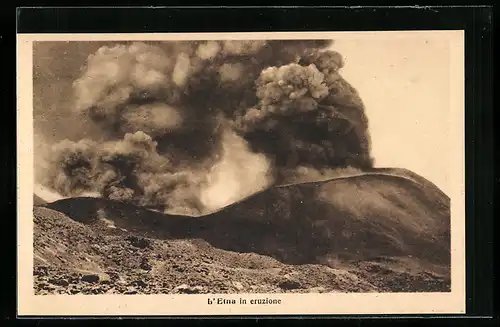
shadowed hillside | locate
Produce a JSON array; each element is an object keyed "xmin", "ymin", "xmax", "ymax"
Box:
[
  {"xmin": 34, "ymin": 168, "xmax": 451, "ymax": 294},
  {"xmin": 34, "ymin": 194, "xmax": 46, "ymax": 206},
  {"xmin": 195, "ymin": 168, "xmax": 450, "ymax": 265}
]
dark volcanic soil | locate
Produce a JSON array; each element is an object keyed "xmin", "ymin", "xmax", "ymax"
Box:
[{"xmin": 33, "ymin": 168, "xmax": 451, "ymax": 295}]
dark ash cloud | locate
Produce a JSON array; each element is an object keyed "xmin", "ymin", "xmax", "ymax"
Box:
[{"xmin": 35, "ymin": 40, "xmax": 373, "ymax": 215}]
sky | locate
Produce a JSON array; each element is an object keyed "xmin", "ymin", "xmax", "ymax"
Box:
[{"xmin": 331, "ymin": 36, "xmax": 452, "ymax": 195}]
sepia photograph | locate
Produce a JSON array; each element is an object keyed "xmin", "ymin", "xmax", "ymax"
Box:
[{"xmin": 17, "ymin": 31, "xmax": 466, "ymax": 315}]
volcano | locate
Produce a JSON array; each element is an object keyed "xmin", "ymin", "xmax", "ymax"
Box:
[{"xmin": 33, "ymin": 167, "xmax": 451, "ymax": 295}]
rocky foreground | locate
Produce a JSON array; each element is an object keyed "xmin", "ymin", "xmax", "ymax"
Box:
[{"xmin": 33, "ymin": 168, "xmax": 451, "ymax": 295}]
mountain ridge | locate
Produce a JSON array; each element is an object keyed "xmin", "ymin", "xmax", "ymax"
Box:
[{"xmin": 33, "ymin": 167, "xmax": 451, "ymax": 294}]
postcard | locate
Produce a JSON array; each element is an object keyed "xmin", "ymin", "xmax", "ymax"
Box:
[{"xmin": 17, "ymin": 31, "xmax": 465, "ymax": 316}]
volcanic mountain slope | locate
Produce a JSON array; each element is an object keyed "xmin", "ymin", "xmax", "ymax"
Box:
[
  {"xmin": 33, "ymin": 168, "xmax": 451, "ymax": 294},
  {"xmin": 34, "ymin": 194, "xmax": 46, "ymax": 206}
]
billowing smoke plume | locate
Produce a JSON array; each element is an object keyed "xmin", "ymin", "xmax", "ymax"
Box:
[
  {"xmin": 37, "ymin": 40, "xmax": 373, "ymax": 215},
  {"xmin": 236, "ymin": 49, "xmax": 373, "ymax": 183}
]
